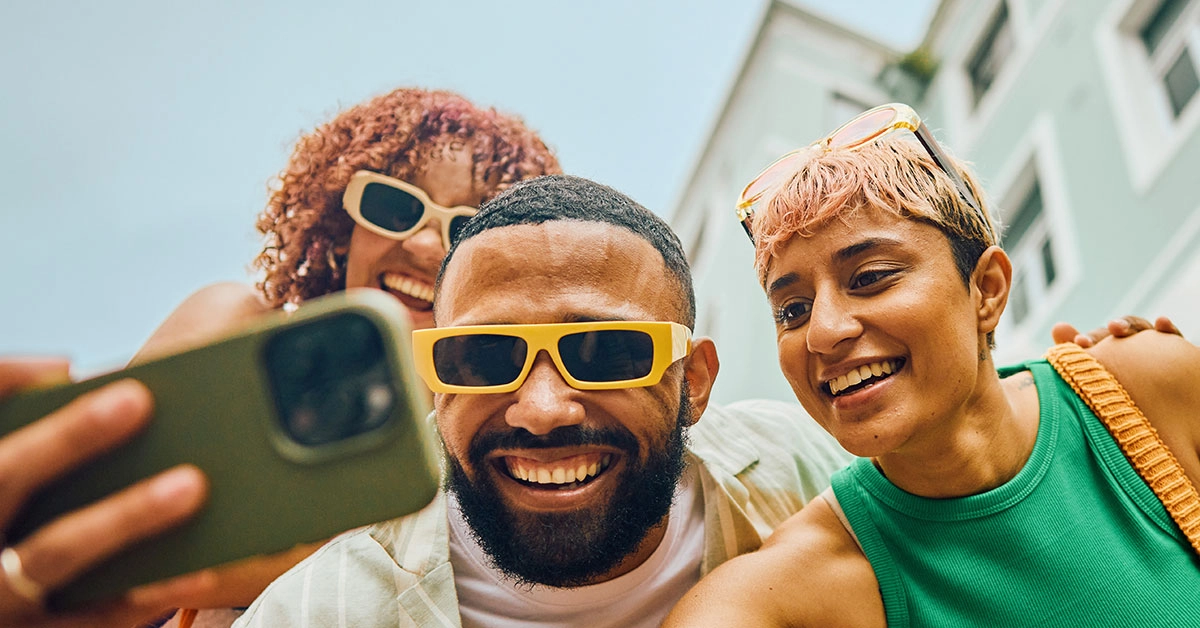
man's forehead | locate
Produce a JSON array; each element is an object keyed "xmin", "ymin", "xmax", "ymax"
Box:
[
  {"xmin": 438, "ymin": 220, "xmax": 676, "ymax": 323},
  {"xmin": 447, "ymin": 221, "xmax": 660, "ymax": 277}
]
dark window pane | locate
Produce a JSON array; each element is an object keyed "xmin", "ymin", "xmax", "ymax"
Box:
[
  {"xmin": 1010, "ymin": 273, "xmax": 1030, "ymax": 324},
  {"xmin": 1164, "ymin": 47, "xmax": 1200, "ymax": 116},
  {"xmin": 1003, "ymin": 180, "xmax": 1043, "ymax": 247},
  {"xmin": 968, "ymin": 2, "xmax": 1013, "ymax": 104},
  {"xmin": 1142, "ymin": 0, "xmax": 1189, "ymax": 55},
  {"xmin": 1040, "ymin": 238, "xmax": 1057, "ymax": 286}
]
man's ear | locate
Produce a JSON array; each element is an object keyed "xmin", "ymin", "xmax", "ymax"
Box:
[
  {"xmin": 681, "ymin": 336, "xmax": 719, "ymax": 426},
  {"xmin": 972, "ymin": 245, "xmax": 1012, "ymax": 335}
]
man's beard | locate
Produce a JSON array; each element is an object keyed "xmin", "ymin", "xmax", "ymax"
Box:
[{"xmin": 445, "ymin": 388, "xmax": 692, "ymax": 588}]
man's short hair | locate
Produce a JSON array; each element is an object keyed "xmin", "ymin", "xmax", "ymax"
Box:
[{"xmin": 436, "ymin": 174, "xmax": 696, "ymax": 328}]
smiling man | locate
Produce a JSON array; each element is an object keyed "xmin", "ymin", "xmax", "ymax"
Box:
[{"xmin": 231, "ymin": 174, "xmax": 850, "ymax": 628}]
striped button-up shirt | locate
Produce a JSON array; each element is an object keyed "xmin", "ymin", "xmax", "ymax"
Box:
[{"xmin": 233, "ymin": 399, "xmax": 850, "ymax": 628}]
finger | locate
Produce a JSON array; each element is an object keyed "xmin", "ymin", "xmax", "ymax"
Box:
[
  {"xmin": 1106, "ymin": 316, "xmax": 1152, "ymax": 338},
  {"xmin": 128, "ymin": 539, "xmax": 324, "ymax": 610},
  {"xmin": 0, "ymin": 380, "xmax": 153, "ymax": 523},
  {"xmin": 1072, "ymin": 333, "xmax": 1094, "ymax": 348},
  {"xmin": 1050, "ymin": 322, "xmax": 1080, "ymax": 344},
  {"xmin": 125, "ymin": 568, "xmax": 220, "ymax": 612},
  {"xmin": 1154, "ymin": 316, "xmax": 1183, "ymax": 336},
  {"xmin": 0, "ymin": 359, "xmax": 71, "ymax": 397},
  {"xmin": 11, "ymin": 465, "xmax": 206, "ymax": 595}
]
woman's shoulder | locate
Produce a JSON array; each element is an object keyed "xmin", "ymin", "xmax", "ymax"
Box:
[
  {"xmin": 1086, "ymin": 332, "xmax": 1199, "ymax": 404},
  {"xmin": 133, "ymin": 282, "xmax": 273, "ymax": 364},
  {"xmin": 1085, "ymin": 332, "xmax": 1200, "ymax": 484},
  {"xmin": 664, "ymin": 495, "xmax": 884, "ymax": 627}
]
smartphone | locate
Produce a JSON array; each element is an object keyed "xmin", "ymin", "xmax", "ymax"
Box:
[{"xmin": 0, "ymin": 290, "xmax": 439, "ymax": 609}]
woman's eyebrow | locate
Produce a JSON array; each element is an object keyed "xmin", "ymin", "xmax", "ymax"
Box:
[{"xmin": 835, "ymin": 236, "xmax": 904, "ymax": 263}]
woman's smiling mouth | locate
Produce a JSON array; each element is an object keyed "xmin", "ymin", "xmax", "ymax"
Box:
[
  {"xmin": 381, "ymin": 272, "xmax": 435, "ymax": 305},
  {"xmin": 825, "ymin": 359, "xmax": 905, "ymax": 397}
]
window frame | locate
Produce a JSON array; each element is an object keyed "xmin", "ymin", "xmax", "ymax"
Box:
[
  {"xmin": 966, "ymin": 1, "xmax": 1016, "ymax": 107},
  {"xmin": 989, "ymin": 115, "xmax": 1081, "ymax": 363},
  {"xmin": 1097, "ymin": 0, "xmax": 1200, "ymax": 191}
]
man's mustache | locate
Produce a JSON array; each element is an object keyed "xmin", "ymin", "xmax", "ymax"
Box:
[{"xmin": 469, "ymin": 424, "xmax": 640, "ymax": 463}]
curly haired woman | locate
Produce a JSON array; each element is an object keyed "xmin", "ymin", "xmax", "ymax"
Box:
[
  {"xmin": 136, "ymin": 87, "xmax": 559, "ymax": 627},
  {"xmin": 137, "ymin": 87, "xmax": 560, "ymax": 359}
]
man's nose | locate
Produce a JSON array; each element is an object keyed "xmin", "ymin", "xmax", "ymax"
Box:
[{"xmin": 504, "ymin": 351, "xmax": 586, "ymax": 436}]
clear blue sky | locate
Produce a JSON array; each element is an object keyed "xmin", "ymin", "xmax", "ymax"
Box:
[{"xmin": 0, "ymin": 0, "xmax": 935, "ymax": 373}]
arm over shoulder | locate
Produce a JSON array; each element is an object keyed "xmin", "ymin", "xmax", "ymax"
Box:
[
  {"xmin": 132, "ymin": 283, "xmax": 271, "ymax": 364},
  {"xmin": 1086, "ymin": 332, "xmax": 1200, "ymax": 486},
  {"xmin": 662, "ymin": 496, "xmax": 883, "ymax": 628}
]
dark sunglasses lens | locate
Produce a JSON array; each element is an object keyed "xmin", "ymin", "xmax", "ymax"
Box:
[
  {"xmin": 447, "ymin": 214, "xmax": 472, "ymax": 245},
  {"xmin": 433, "ymin": 335, "xmax": 527, "ymax": 386},
  {"xmin": 558, "ymin": 330, "xmax": 655, "ymax": 382},
  {"xmin": 360, "ymin": 182, "xmax": 425, "ymax": 233}
]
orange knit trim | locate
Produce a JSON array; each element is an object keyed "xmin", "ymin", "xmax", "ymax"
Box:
[{"xmin": 1045, "ymin": 343, "xmax": 1200, "ymax": 555}]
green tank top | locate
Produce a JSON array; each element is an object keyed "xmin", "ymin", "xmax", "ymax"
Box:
[{"xmin": 830, "ymin": 359, "xmax": 1200, "ymax": 627}]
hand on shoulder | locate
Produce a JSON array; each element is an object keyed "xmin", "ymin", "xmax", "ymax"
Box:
[{"xmin": 1051, "ymin": 315, "xmax": 1182, "ymax": 347}]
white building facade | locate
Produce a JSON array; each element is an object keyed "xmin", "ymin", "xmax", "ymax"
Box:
[{"xmin": 671, "ymin": 0, "xmax": 1200, "ymax": 404}]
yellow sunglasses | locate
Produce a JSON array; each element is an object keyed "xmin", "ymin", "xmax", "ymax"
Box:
[
  {"xmin": 343, "ymin": 170, "xmax": 478, "ymax": 250},
  {"xmin": 735, "ymin": 102, "xmax": 986, "ymax": 242},
  {"xmin": 412, "ymin": 321, "xmax": 692, "ymax": 394}
]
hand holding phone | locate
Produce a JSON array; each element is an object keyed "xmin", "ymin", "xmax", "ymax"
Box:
[
  {"xmin": 0, "ymin": 359, "xmax": 209, "ymax": 627},
  {"xmin": 0, "ymin": 291, "xmax": 439, "ymax": 610}
]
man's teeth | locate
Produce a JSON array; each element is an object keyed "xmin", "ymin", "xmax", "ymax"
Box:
[
  {"xmin": 382, "ymin": 274, "xmax": 434, "ymax": 302},
  {"xmin": 827, "ymin": 360, "xmax": 899, "ymax": 396},
  {"xmin": 507, "ymin": 455, "xmax": 612, "ymax": 485}
]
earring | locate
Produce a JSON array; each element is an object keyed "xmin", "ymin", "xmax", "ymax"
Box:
[{"xmin": 326, "ymin": 245, "xmax": 348, "ymax": 277}]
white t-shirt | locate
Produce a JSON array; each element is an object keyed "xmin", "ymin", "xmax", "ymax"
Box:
[{"xmin": 449, "ymin": 465, "xmax": 706, "ymax": 628}]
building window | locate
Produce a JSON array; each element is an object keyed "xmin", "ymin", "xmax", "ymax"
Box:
[
  {"xmin": 1002, "ymin": 178, "xmax": 1057, "ymax": 326},
  {"xmin": 966, "ymin": 2, "xmax": 1014, "ymax": 106},
  {"xmin": 1140, "ymin": 0, "xmax": 1200, "ymax": 118}
]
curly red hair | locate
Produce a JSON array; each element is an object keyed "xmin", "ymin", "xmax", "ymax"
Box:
[{"xmin": 254, "ymin": 88, "xmax": 561, "ymax": 307}]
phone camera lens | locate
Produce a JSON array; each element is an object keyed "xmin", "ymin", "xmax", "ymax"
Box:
[{"xmin": 265, "ymin": 312, "xmax": 397, "ymax": 447}]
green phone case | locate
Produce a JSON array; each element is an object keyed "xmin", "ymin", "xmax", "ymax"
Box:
[{"xmin": 0, "ymin": 291, "xmax": 440, "ymax": 609}]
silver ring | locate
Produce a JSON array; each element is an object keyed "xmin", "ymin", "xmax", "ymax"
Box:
[{"xmin": 0, "ymin": 547, "xmax": 45, "ymax": 605}]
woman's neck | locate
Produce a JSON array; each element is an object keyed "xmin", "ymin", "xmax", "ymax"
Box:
[{"xmin": 873, "ymin": 368, "xmax": 1041, "ymax": 498}]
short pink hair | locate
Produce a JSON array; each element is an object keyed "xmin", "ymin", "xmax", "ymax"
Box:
[{"xmin": 751, "ymin": 136, "xmax": 998, "ymax": 283}]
